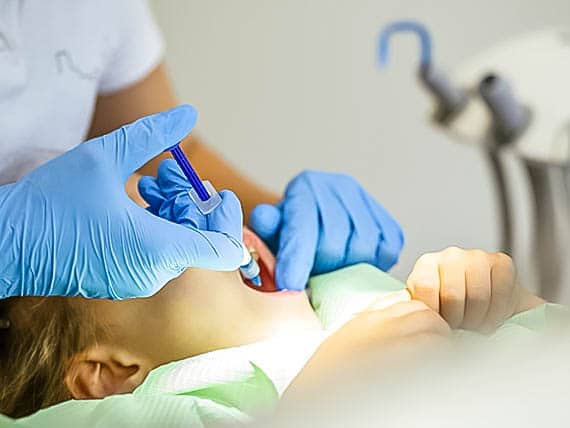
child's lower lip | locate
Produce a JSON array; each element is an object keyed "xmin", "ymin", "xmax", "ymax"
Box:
[
  {"xmin": 242, "ymin": 254, "xmax": 279, "ymax": 292},
  {"xmin": 242, "ymin": 278, "xmax": 301, "ymax": 295},
  {"xmin": 242, "ymin": 228, "xmax": 279, "ymax": 292}
]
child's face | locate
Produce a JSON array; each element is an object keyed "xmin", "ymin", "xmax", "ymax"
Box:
[{"xmin": 65, "ymin": 229, "xmax": 319, "ymax": 400}]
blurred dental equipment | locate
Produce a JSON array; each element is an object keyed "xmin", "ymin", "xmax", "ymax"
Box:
[
  {"xmin": 379, "ymin": 21, "xmax": 570, "ymax": 301},
  {"xmin": 169, "ymin": 143, "xmax": 262, "ymax": 286},
  {"xmin": 378, "ymin": 21, "xmax": 467, "ymax": 122}
]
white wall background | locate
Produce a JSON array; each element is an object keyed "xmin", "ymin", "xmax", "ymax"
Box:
[{"xmin": 150, "ymin": 0, "xmax": 570, "ymax": 292}]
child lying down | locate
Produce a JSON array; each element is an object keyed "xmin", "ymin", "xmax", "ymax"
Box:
[
  {"xmin": 0, "ymin": 244, "xmax": 555, "ymax": 426},
  {"xmin": 0, "ymin": 166, "xmax": 561, "ymax": 426}
]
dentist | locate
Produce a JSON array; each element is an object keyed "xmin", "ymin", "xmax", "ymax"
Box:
[{"xmin": 0, "ymin": 1, "xmax": 403, "ymax": 299}]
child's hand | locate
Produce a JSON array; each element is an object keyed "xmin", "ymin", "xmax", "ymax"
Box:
[{"xmin": 406, "ymin": 247, "xmax": 535, "ymax": 332}]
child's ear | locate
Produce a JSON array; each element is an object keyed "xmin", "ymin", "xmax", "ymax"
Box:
[{"xmin": 65, "ymin": 345, "xmax": 149, "ymax": 399}]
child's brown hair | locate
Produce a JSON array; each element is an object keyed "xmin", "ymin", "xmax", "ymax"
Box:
[{"xmin": 0, "ymin": 297, "xmax": 100, "ymax": 417}]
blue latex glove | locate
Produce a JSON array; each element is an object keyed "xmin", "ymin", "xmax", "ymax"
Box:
[
  {"xmin": 249, "ymin": 171, "xmax": 404, "ymax": 291},
  {"xmin": 138, "ymin": 159, "xmax": 238, "ymax": 240},
  {"xmin": 0, "ymin": 105, "xmax": 244, "ymax": 299}
]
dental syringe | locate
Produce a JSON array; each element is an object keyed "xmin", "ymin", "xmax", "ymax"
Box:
[{"xmin": 169, "ymin": 144, "xmax": 262, "ymax": 286}]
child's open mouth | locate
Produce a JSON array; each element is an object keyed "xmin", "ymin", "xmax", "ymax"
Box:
[{"xmin": 242, "ymin": 228, "xmax": 278, "ymax": 292}]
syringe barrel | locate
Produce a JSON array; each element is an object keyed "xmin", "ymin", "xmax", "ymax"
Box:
[{"xmin": 240, "ymin": 255, "xmax": 261, "ymax": 279}]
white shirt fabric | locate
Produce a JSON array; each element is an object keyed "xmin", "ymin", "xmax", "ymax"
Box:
[{"xmin": 0, "ymin": 0, "xmax": 164, "ymax": 184}]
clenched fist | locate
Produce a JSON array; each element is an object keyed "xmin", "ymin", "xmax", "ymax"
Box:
[{"xmin": 407, "ymin": 247, "xmax": 544, "ymax": 332}]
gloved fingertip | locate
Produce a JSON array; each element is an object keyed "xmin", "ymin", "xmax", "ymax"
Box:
[
  {"xmin": 249, "ymin": 204, "xmax": 282, "ymax": 242},
  {"xmin": 274, "ymin": 259, "xmax": 309, "ymax": 292},
  {"xmin": 377, "ymin": 240, "xmax": 401, "ymax": 271},
  {"xmin": 158, "ymin": 158, "xmax": 183, "ymax": 177},
  {"xmin": 218, "ymin": 189, "xmax": 241, "ymax": 206},
  {"xmin": 138, "ymin": 175, "xmax": 156, "ymax": 192},
  {"xmin": 156, "ymin": 159, "xmax": 193, "ymax": 199},
  {"xmin": 217, "ymin": 190, "xmax": 244, "ymax": 219},
  {"xmin": 115, "ymin": 105, "xmax": 199, "ymax": 179},
  {"xmin": 137, "ymin": 176, "xmax": 164, "ymax": 209},
  {"xmin": 163, "ymin": 104, "xmax": 198, "ymax": 142}
]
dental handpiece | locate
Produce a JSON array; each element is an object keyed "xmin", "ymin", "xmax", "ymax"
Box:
[{"xmin": 168, "ymin": 144, "xmax": 262, "ymax": 286}]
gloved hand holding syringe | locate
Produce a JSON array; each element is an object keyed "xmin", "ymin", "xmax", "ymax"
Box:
[
  {"xmin": 0, "ymin": 105, "xmax": 249, "ymax": 299},
  {"xmin": 168, "ymin": 143, "xmax": 262, "ymax": 286}
]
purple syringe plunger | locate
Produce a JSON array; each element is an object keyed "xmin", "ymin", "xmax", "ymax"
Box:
[{"xmin": 169, "ymin": 144, "xmax": 222, "ymax": 215}]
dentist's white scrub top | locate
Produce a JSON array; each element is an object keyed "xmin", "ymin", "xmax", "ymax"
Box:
[{"xmin": 0, "ymin": 0, "xmax": 163, "ymax": 183}]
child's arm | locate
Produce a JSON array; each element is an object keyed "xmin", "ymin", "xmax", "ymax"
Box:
[
  {"xmin": 406, "ymin": 247, "xmax": 546, "ymax": 333},
  {"xmin": 281, "ymin": 301, "xmax": 450, "ymax": 400}
]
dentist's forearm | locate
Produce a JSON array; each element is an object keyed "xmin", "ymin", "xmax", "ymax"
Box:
[{"xmin": 87, "ymin": 63, "xmax": 279, "ymax": 218}]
